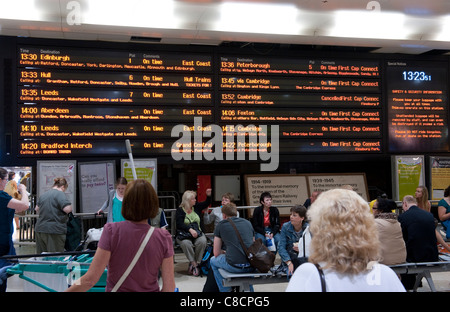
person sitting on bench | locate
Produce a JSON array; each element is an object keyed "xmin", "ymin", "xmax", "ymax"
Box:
[{"xmin": 209, "ymin": 203, "xmax": 255, "ymax": 292}]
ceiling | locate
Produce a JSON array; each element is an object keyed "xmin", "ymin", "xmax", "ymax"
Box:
[{"xmin": 2, "ymin": 0, "xmax": 450, "ymax": 54}]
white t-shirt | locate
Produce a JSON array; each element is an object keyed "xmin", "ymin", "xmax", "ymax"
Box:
[
  {"xmin": 204, "ymin": 206, "xmax": 239, "ymax": 228},
  {"xmin": 286, "ymin": 262, "xmax": 405, "ymax": 292}
]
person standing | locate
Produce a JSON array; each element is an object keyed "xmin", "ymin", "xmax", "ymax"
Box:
[
  {"xmin": 4, "ymin": 171, "xmax": 21, "ymax": 230},
  {"xmin": 415, "ymin": 185, "xmax": 431, "ymax": 212},
  {"xmin": 66, "ymin": 179, "xmax": 175, "ymax": 292},
  {"xmin": 210, "ymin": 203, "xmax": 255, "ymax": 292},
  {"xmin": 97, "ymin": 177, "xmax": 127, "ymax": 223},
  {"xmin": 398, "ymin": 195, "xmax": 438, "ymax": 290},
  {"xmin": 438, "ymin": 185, "xmax": 450, "ymax": 239},
  {"xmin": 0, "ymin": 168, "xmax": 29, "ymax": 292},
  {"xmin": 35, "ymin": 177, "xmax": 72, "ymax": 254}
]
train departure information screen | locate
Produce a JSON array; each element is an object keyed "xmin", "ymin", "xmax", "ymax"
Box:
[
  {"xmin": 218, "ymin": 55, "xmax": 382, "ymax": 153},
  {"xmin": 386, "ymin": 61, "xmax": 449, "ymax": 153},
  {"xmin": 18, "ymin": 46, "xmax": 213, "ymax": 156},
  {"xmin": 17, "ymin": 45, "xmax": 386, "ymax": 157}
]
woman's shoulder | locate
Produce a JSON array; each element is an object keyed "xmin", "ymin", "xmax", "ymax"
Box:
[
  {"xmin": 270, "ymin": 206, "xmax": 280, "ymax": 213},
  {"xmin": 176, "ymin": 206, "xmax": 186, "ymax": 214},
  {"xmin": 281, "ymin": 221, "xmax": 292, "ymax": 230},
  {"xmin": 154, "ymin": 227, "xmax": 173, "ymax": 239}
]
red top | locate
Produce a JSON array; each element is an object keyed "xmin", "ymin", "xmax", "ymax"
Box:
[{"xmin": 99, "ymin": 221, "xmax": 174, "ymax": 292}]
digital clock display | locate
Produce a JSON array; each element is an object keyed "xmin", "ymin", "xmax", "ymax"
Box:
[{"xmin": 402, "ymin": 71, "xmax": 431, "ymax": 81}]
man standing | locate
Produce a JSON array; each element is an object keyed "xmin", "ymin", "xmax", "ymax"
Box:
[
  {"xmin": 398, "ymin": 195, "xmax": 438, "ymax": 290},
  {"xmin": 209, "ymin": 203, "xmax": 255, "ymax": 292}
]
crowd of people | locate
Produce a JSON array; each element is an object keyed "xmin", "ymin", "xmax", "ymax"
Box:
[{"xmin": 0, "ymin": 166, "xmax": 449, "ymax": 293}]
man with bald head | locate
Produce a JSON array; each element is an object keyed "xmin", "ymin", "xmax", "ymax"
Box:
[{"xmin": 398, "ymin": 195, "xmax": 438, "ymax": 290}]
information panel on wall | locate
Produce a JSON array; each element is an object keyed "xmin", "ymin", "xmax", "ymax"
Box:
[
  {"xmin": 17, "ymin": 45, "xmax": 385, "ymax": 157},
  {"xmin": 386, "ymin": 60, "xmax": 449, "ymax": 153}
]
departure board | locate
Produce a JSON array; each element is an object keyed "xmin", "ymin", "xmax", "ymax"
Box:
[
  {"xmin": 18, "ymin": 46, "xmax": 213, "ymax": 156},
  {"xmin": 218, "ymin": 55, "xmax": 382, "ymax": 154},
  {"xmin": 19, "ymin": 47, "xmax": 212, "ymax": 72},
  {"xmin": 386, "ymin": 61, "xmax": 449, "ymax": 152},
  {"xmin": 17, "ymin": 45, "xmax": 386, "ymax": 157}
]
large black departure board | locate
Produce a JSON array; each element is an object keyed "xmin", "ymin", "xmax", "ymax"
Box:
[
  {"xmin": 15, "ymin": 44, "xmax": 411, "ymax": 158},
  {"xmin": 218, "ymin": 55, "xmax": 382, "ymax": 154},
  {"xmin": 18, "ymin": 46, "xmax": 213, "ymax": 156}
]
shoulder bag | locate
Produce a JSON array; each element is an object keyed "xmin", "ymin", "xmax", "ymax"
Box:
[
  {"xmin": 227, "ymin": 218, "xmax": 275, "ymax": 273},
  {"xmin": 176, "ymin": 222, "xmax": 202, "ymax": 241},
  {"xmin": 111, "ymin": 226, "xmax": 155, "ymax": 292},
  {"xmin": 314, "ymin": 263, "xmax": 326, "ymax": 292}
]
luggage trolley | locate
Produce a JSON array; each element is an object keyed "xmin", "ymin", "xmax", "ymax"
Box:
[{"xmin": 6, "ymin": 252, "xmax": 107, "ymax": 292}]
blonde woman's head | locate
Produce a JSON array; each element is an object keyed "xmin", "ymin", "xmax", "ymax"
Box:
[
  {"xmin": 307, "ymin": 188, "xmax": 381, "ymax": 275},
  {"xmin": 180, "ymin": 190, "xmax": 197, "ymax": 209}
]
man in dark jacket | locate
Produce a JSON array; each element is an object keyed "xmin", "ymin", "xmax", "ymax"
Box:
[{"xmin": 398, "ymin": 195, "xmax": 438, "ymax": 290}]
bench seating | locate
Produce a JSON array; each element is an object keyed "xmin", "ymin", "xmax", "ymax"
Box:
[
  {"xmin": 218, "ymin": 255, "xmax": 450, "ymax": 292},
  {"xmin": 389, "ymin": 254, "xmax": 450, "ymax": 292},
  {"xmin": 218, "ymin": 267, "xmax": 287, "ymax": 292}
]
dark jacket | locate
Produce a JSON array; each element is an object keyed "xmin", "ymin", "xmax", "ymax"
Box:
[
  {"xmin": 251, "ymin": 205, "xmax": 281, "ymax": 236},
  {"xmin": 398, "ymin": 205, "xmax": 438, "ymax": 262},
  {"xmin": 176, "ymin": 195, "xmax": 211, "ymax": 233}
]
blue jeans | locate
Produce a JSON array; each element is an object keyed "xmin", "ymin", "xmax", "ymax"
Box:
[
  {"xmin": 210, "ymin": 254, "xmax": 255, "ymax": 292},
  {"xmin": 255, "ymin": 229, "xmax": 280, "ymax": 253}
]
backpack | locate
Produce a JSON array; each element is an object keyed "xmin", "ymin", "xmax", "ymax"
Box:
[{"xmin": 198, "ymin": 244, "xmax": 213, "ymax": 276}]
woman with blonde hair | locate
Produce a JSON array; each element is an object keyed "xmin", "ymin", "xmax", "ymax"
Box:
[
  {"xmin": 415, "ymin": 185, "xmax": 431, "ymax": 212},
  {"xmin": 286, "ymin": 188, "xmax": 405, "ymax": 292},
  {"xmin": 176, "ymin": 188, "xmax": 211, "ymax": 276}
]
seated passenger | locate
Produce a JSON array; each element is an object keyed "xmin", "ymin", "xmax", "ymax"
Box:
[
  {"xmin": 372, "ymin": 198, "xmax": 406, "ymax": 265},
  {"xmin": 286, "ymin": 188, "xmax": 405, "ymax": 292},
  {"xmin": 278, "ymin": 205, "xmax": 308, "ymax": 275},
  {"xmin": 175, "ymin": 189, "xmax": 211, "ymax": 276},
  {"xmin": 251, "ymin": 192, "xmax": 281, "ymax": 253},
  {"xmin": 204, "ymin": 192, "xmax": 238, "ymax": 229},
  {"xmin": 210, "ymin": 203, "xmax": 255, "ymax": 292}
]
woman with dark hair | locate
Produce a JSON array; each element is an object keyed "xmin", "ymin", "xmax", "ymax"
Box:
[
  {"xmin": 66, "ymin": 179, "xmax": 175, "ymax": 292},
  {"xmin": 278, "ymin": 205, "xmax": 308, "ymax": 275},
  {"xmin": 251, "ymin": 191, "xmax": 281, "ymax": 252},
  {"xmin": 35, "ymin": 177, "xmax": 72, "ymax": 253},
  {"xmin": 372, "ymin": 198, "xmax": 406, "ymax": 265}
]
